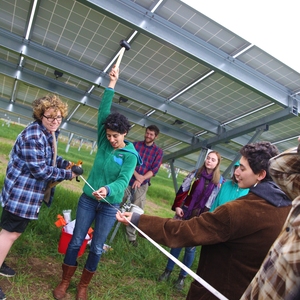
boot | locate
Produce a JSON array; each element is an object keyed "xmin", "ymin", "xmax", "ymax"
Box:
[
  {"xmin": 158, "ymin": 269, "xmax": 172, "ymax": 281},
  {"xmin": 76, "ymin": 268, "xmax": 95, "ymax": 300},
  {"xmin": 174, "ymin": 274, "xmax": 185, "ymax": 291},
  {"xmin": 53, "ymin": 263, "xmax": 77, "ymax": 300}
]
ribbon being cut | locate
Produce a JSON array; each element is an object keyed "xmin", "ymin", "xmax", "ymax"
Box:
[{"xmin": 79, "ymin": 174, "xmax": 228, "ymax": 300}]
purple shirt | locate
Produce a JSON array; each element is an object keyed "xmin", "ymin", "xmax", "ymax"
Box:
[{"xmin": 129, "ymin": 141, "xmax": 163, "ymax": 186}]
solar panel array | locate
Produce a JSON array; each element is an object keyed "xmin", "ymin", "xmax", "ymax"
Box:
[{"xmin": 0, "ymin": 0, "xmax": 299, "ymax": 175}]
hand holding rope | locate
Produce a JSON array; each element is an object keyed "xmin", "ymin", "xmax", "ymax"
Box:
[{"xmin": 79, "ymin": 174, "xmax": 228, "ymax": 300}]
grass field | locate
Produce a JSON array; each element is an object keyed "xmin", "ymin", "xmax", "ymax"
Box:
[{"xmin": 0, "ymin": 121, "xmax": 200, "ymax": 299}]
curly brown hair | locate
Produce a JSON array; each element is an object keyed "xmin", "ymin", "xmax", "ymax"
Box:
[
  {"xmin": 240, "ymin": 141, "xmax": 279, "ymax": 181},
  {"xmin": 32, "ymin": 94, "xmax": 68, "ymax": 121}
]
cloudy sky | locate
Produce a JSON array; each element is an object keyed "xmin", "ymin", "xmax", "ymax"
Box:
[{"xmin": 182, "ymin": 0, "xmax": 300, "ymax": 74}]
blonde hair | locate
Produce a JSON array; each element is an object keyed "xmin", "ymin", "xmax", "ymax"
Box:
[
  {"xmin": 195, "ymin": 150, "xmax": 221, "ymax": 185},
  {"xmin": 32, "ymin": 94, "xmax": 68, "ymax": 121}
]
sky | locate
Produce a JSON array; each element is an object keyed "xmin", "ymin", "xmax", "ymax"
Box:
[{"xmin": 182, "ymin": 0, "xmax": 300, "ymax": 74}]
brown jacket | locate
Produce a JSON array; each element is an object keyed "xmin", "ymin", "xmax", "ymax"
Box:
[{"xmin": 138, "ymin": 193, "xmax": 291, "ymax": 300}]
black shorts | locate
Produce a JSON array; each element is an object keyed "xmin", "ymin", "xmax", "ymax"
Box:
[{"xmin": 0, "ymin": 209, "xmax": 30, "ymax": 233}]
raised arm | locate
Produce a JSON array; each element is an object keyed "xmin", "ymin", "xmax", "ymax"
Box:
[{"xmin": 108, "ymin": 65, "xmax": 119, "ymax": 89}]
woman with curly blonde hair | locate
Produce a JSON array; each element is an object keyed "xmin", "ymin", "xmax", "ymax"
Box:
[{"xmin": 0, "ymin": 94, "xmax": 79, "ymax": 300}]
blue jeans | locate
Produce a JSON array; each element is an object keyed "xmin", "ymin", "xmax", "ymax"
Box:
[
  {"xmin": 166, "ymin": 246, "xmax": 196, "ymax": 277},
  {"xmin": 64, "ymin": 193, "xmax": 119, "ymax": 272}
]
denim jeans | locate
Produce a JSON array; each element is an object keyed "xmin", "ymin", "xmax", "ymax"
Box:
[
  {"xmin": 64, "ymin": 193, "xmax": 119, "ymax": 272},
  {"xmin": 166, "ymin": 246, "xmax": 196, "ymax": 277}
]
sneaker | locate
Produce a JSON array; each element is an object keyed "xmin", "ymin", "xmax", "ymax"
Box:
[
  {"xmin": 0, "ymin": 287, "xmax": 6, "ymax": 300},
  {"xmin": 158, "ymin": 269, "xmax": 172, "ymax": 281},
  {"xmin": 0, "ymin": 262, "xmax": 16, "ymax": 277},
  {"xmin": 129, "ymin": 240, "xmax": 138, "ymax": 247},
  {"xmin": 174, "ymin": 275, "xmax": 185, "ymax": 290}
]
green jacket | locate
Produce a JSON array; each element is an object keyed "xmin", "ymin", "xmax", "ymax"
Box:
[
  {"xmin": 209, "ymin": 180, "xmax": 249, "ymax": 212},
  {"xmin": 83, "ymin": 88, "xmax": 142, "ymax": 204}
]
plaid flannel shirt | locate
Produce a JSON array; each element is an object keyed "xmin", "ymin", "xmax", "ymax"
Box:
[
  {"xmin": 241, "ymin": 145, "xmax": 300, "ymax": 300},
  {"xmin": 129, "ymin": 141, "xmax": 163, "ymax": 186},
  {"xmin": 0, "ymin": 122, "xmax": 71, "ymax": 219}
]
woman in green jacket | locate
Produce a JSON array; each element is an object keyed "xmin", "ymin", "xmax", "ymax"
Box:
[
  {"xmin": 210, "ymin": 161, "xmax": 249, "ymax": 212},
  {"xmin": 53, "ymin": 66, "xmax": 142, "ymax": 300}
]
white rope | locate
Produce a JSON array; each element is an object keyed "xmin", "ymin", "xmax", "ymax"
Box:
[{"xmin": 79, "ymin": 175, "xmax": 228, "ymax": 300}]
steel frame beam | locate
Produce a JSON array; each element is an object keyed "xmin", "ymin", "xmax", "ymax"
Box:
[
  {"xmin": 163, "ymin": 107, "xmax": 297, "ymax": 162},
  {"xmin": 0, "ymin": 28, "xmax": 273, "ymax": 147},
  {"xmin": 1, "ymin": 0, "xmax": 299, "ymax": 173},
  {"xmin": 79, "ymin": 0, "xmax": 300, "ymax": 107}
]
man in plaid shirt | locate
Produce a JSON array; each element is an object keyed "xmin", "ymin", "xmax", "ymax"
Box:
[
  {"xmin": 241, "ymin": 137, "xmax": 300, "ymax": 300},
  {"xmin": 123, "ymin": 125, "xmax": 163, "ymax": 247}
]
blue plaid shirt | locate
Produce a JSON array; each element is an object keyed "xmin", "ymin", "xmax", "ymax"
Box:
[{"xmin": 0, "ymin": 121, "xmax": 72, "ymax": 219}]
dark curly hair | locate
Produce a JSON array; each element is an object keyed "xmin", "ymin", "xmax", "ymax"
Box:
[
  {"xmin": 103, "ymin": 112, "xmax": 131, "ymax": 134},
  {"xmin": 240, "ymin": 141, "xmax": 279, "ymax": 181}
]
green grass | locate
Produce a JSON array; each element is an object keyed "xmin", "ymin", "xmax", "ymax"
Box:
[
  {"xmin": 0, "ymin": 121, "xmax": 198, "ymax": 299},
  {"xmin": 0, "ymin": 122, "xmax": 24, "ymax": 140}
]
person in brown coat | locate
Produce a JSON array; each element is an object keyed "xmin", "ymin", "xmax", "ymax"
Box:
[
  {"xmin": 241, "ymin": 137, "xmax": 300, "ymax": 300},
  {"xmin": 116, "ymin": 141, "xmax": 292, "ymax": 300}
]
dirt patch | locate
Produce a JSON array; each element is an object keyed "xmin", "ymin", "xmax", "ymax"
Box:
[
  {"xmin": 0, "ymin": 257, "xmax": 61, "ymax": 300},
  {"xmin": 0, "ymin": 138, "xmax": 13, "ymax": 174},
  {"xmin": 0, "ymin": 154, "xmax": 8, "ymax": 174},
  {"xmin": 0, "ymin": 137, "xmax": 15, "ymax": 146},
  {"xmin": 144, "ymin": 200, "xmax": 161, "ymax": 215},
  {"xmin": 57, "ymin": 179, "xmax": 84, "ymax": 194}
]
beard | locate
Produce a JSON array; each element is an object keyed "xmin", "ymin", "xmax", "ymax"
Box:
[{"xmin": 145, "ymin": 137, "xmax": 155, "ymax": 144}]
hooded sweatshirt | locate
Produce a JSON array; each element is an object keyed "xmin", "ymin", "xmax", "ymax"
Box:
[
  {"xmin": 249, "ymin": 180, "xmax": 291, "ymax": 207},
  {"xmin": 83, "ymin": 88, "xmax": 142, "ymax": 204}
]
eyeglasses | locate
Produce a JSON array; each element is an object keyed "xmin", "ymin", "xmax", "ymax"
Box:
[{"xmin": 43, "ymin": 115, "xmax": 63, "ymax": 122}]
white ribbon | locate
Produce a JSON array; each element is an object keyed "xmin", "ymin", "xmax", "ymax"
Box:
[{"xmin": 79, "ymin": 175, "xmax": 228, "ymax": 300}]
